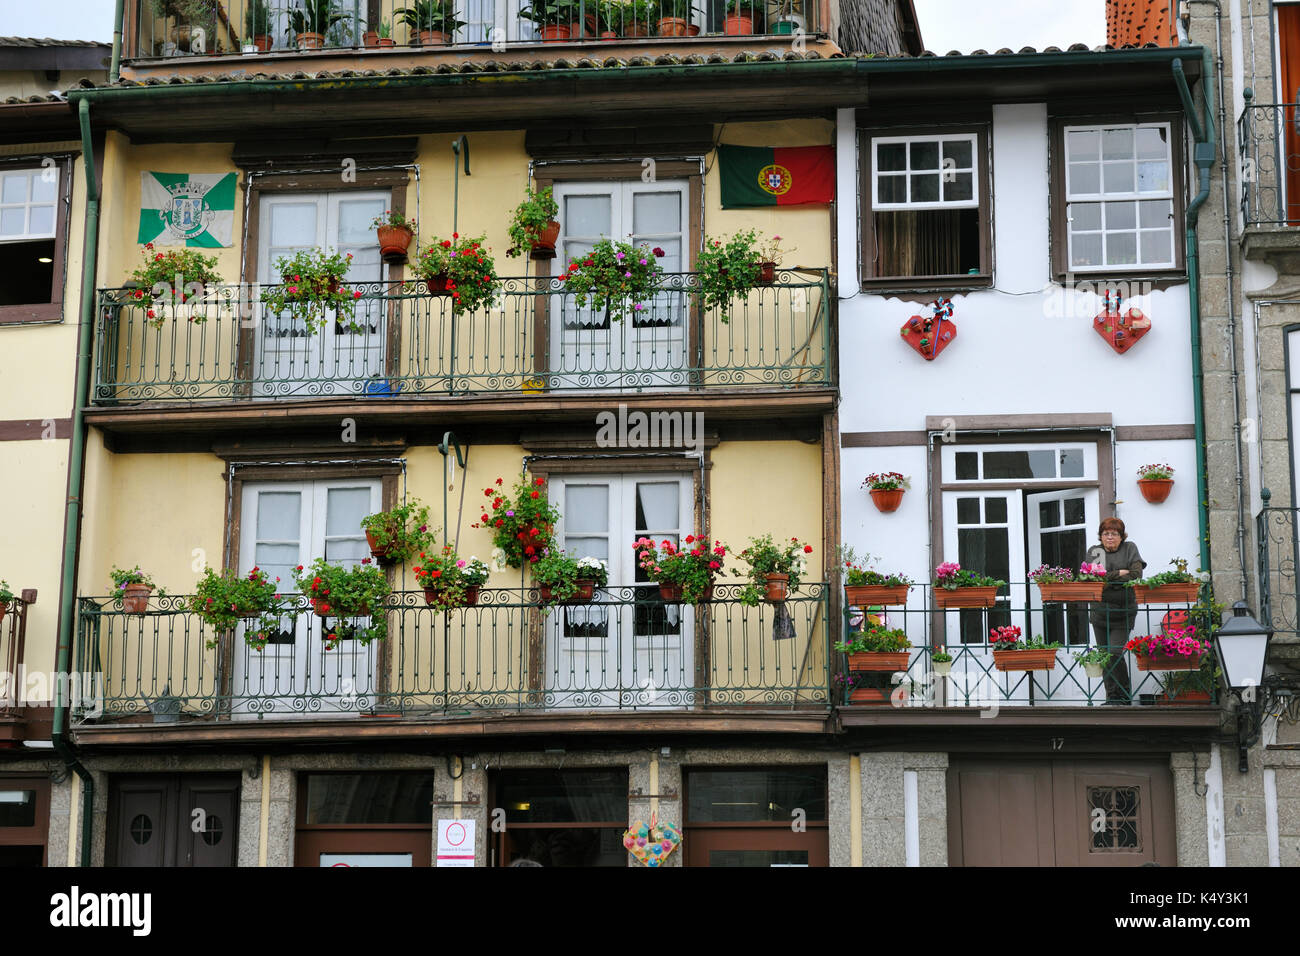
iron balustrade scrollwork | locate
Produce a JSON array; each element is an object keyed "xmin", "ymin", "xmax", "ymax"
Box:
[
  {"xmin": 1256, "ymin": 505, "xmax": 1299, "ymax": 636},
  {"xmin": 1238, "ymin": 100, "xmax": 1300, "ymax": 227}
]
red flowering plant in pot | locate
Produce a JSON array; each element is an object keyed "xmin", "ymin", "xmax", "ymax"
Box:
[
  {"xmin": 839, "ymin": 547, "xmax": 913, "ymax": 608},
  {"xmin": 1127, "ymin": 625, "xmax": 1210, "ymax": 671},
  {"xmin": 189, "ymin": 566, "xmax": 285, "ymax": 651},
  {"xmin": 293, "ymin": 558, "xmax": 390, "ymax": 650},
  {"xmin": 634, "ymin": 535, "xmax": 727, "ymax": 604},
  {"xmin": 261, "ymin": 249, "xmax": 363, "ymax": 334},
  {"xmin": 862, "ymin": 472, "xmax": 910, "ymax": 513},
  {"xmin": 557, "ymin": 238, "xmax": 664, "ymax": 325},
  {"xmin": 738, "ymin": 534, "xmax": 814, "ymax": 606},
  {"xmin": 126, "ymin": 243, "xmax": 223, "ymax": 330},
  {"xmin": 989, "ymin": 625, "xmax": 1061, "ymax": 672},
  {"xmin": 414, "ymin": 546, "xmax": 490, "ymax": 608},
  {"xmin": 1136, "ymin": 462, "xmax": 1175, "ymax": 503},
  {"xmin": 410, "ymin": 234, "xmax": 499, "ymax": 314},
  {"xmin": 932, "ymin": 562, "xmax": 1005, "ymax": 608},
  {"xmin": 471, "ymin": 475, "xmax": 560, "ymax": 569}
]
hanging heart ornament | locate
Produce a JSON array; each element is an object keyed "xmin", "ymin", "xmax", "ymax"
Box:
[
  {"xmin": 622, "ymin": 813, "xmax": 682, "ymax": 867},
  {"xmin": 1093, "ymin": 291, "xmax": 1151, "ymax": 354},
  {"xmin": 900, "ymin": 298, "xmax": 956, "ymax": 361}
]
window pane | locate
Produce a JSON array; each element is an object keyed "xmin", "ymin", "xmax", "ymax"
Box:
[
  {"xmin": 1071, "ymin": 233, "xmax": 1102, "ymax": 267},
  {"xmin": 269, "ymin": 202, "xmax": 317, "ymax": 247},
  {"xmin": 1070, "ymin": 202, "xmax": 1102, "ymax": 231},
  {"xmin": 632, "ymin": 192, "xmax": 680, "ymax": 235},
  {"xmin": 31, "ymin": 173, "xmax": 57, "ymax": 202},
  {"xmin": 944, "ymin": 173, "xmax": 973, "ymax": 203},
  {"xmin": 1067, "ymin": 163, "xmax": 1100, "ymax": 195},
  {"xmin": 257, "ymin": 491, "xmax": 301, "ymax": 540},
  {"xmin": 909, "ymin": 141, "xmax": 939, "ymax": 171},
  {"xmin": 28, "ymin": 205, "xmax": 54, "ymax": 236},
  {"xmin": 1060, "ymin": 448, "xmax": 1084, "ymax": 477},
  {"xmin": 1066, "ymin": 129, "xmax": 1100, "ymax": 160},
  {"xmin": 1106, "ymin": 232, "xmax": 1138, "ymax": 265},
  {"xmin": 958, "ymin": 526, "xmax": 1010, "ymax": 582},
  {"xmin": 955, "ymin": 451, "xmax": 978, "ymax": 480},
  {"xmin": 337, "ymin": 199, "xmax": 383, "ymax": 244},
  {"xmin": 0, "ymin": 208, "xmax": 24, "ymax": 236},
  {"xmin": 942, "ymin": 139, "xmax": 972, "ymax": 167},
  {"xmin": 1102, "ymin": 162, "xmax": 1134, "ymax": 193},
  {"xmin": 1064, "ymin": 497, "xmax": 1085, "ymax": 525},
  {"xmin": 304, "ymin": 773, "xmax": 435, "ymax": 824},
  {"xmin": 983, "ymin": 449, "xmax": 1056, "ymax": 479},
  {"xmin": 564, "ymin": 535, "xmax": 609, "ymax": 564},
  {"xmin": 0, "ymin": 791, "xmax": 36, "ymax": 827},
  {"xmin": 497, "ymin": 769, "xmax": 628, "ymax": 823},
  {"xmin": 1137, "ymin": 161, "xmax": 1169, "ymax": 193},
  {"xmin": 1039, "ymin": 499, "xmax": 1061, "ymax": 528},
  {"xmin": 326, "ymin": 487, "xmax": 372, "ymax": 536},
  {"xmin": 877, "ymin": 175, "xmax": 907, "ymax": 203},
  {"xmin": 564, "ymin": 484, "xmax": 608, "ymax": 534},
  {"xmin": 877, "ymin": 142, "xmax": 906, "ymax": 172},
  {"xmin": 911, "ymin": 174, "xmax": 939, "ymax": 202},
  {"xmin": 1101, "ymin": 128, "xmax": 1134, "ymax": 160},
  {"xmin": 1140, "ymin": 229, "xmax": 1172, "ymax": 265},
  {"xmin": 635, "ymin": 482, "xmax": 678, "ymax": 533},
  {"xmin": 563, "ymin": 194, "xmax": 611, "ymax": 238},
  {"xmin": 1106, "ymin": 202, "xmax": 1137, "ymax": 230},
  {"xmin": 956, "ymin": 497, "xmax": 980, "ymax": 523},
  {"xmin": 686, "ymin": 768, "xmax": 827, "ymax": 822},
  {"xmin": 1136, "ymin": 126, "xmax": 1168, "ymax": 159},
  {"xmin": 1, "ymin": 173, "xmax": 28, "ymax": 204},
  {"xmin": 648, "ymin": 237, "xmax": 682, "ymax": 272},
  {"xmin": 984, "ymin": 497, "xmax": 1007, "ymax": 523},
  {"xmin": 1139, "ymin": 200, "xmax": 1172, "ymax": 228}
]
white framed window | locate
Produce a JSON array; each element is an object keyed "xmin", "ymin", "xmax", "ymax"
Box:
[
  {"xmin": 1064, "ymin": 123, "xmax": 1176, "ymax": 271},
  {"xmin": 943, "ymin": 443, "xmax": 1096, "ymax": 483},
  {"xmin": 0, "ymin": 167, "xmax": 58, "ymax": 242},
  {"xmin": 872, "ymin": 134, "xmax": 979, "ymax": 210}
]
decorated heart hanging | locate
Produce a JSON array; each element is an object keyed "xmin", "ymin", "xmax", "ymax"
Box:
[
  {"xmin": 622, "ymin": 812, "xmax": 682, "ymax": 867},
  {"xmin": 900, "ymin": 298, "xmax": 956, "ymax": 361},
  {"xmin": 1093, "ymin": 290, "xmax": 1151, "ymax": 355}
]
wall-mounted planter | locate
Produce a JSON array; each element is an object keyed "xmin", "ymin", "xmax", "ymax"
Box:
[
  {"xmin": 900, "ymin": 299, "xmax": 955, "ymax": 361},
  {"xmin": 1137, "ymin": 478, "xmax": 1173, "ymax": 503},
  {"xmin": 1093, "ymin": 304, "xmax": 1151, "ymax": 354},
  {"xmin": 869, "ymin": 488, "xmax": 904, "ymax": 513}
]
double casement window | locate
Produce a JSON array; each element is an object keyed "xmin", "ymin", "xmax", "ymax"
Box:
[
  {"xmin": 860, "ymin": 127, "xmax": 991, "ymax": 285},
  {"xmin": 1061, "ymin": 122, "xmax": 1177, "ymax": 272}
]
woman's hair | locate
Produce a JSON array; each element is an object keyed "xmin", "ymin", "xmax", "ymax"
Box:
[{"xmin": 1098, "ymin": 517, "xmax": 1127, "ymax": 541}]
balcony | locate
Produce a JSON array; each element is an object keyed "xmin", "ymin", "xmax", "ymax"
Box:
[
  {"xmin": 92, "ymin": 272, "xmax": 831, "ymax": 407},
  {"xmin": 127, "ymin": 0, "xmax": 824, "ymax": 62},
  {"xmin": 1238, "ymin": 99, "xmax": 1299, "ymax": 228},
  {"xmin": 0, "ymin": 591, "xmax": 51, "ymax": 748},
  {"xmin": 72, "ymin": 586, "xmax": 832, "ymax": 730},
  {"xmin": 1257, "ymin": 501, "xmax": 1300, "ymax": 650}
]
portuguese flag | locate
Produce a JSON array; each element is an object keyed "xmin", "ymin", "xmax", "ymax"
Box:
[{"xmin": 718, "ymin": 144, "xmax": 835, "ymax": 208}]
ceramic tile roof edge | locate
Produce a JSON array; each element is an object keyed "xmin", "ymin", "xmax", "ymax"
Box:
[{"xmin": 0, "ymin": 37, "xmax": 111, "ymax": 48}]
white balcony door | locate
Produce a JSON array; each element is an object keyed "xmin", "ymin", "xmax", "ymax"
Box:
[
  {"xmin": 550, "ymin": 181, "xmax": 688, "ymax": 389},
  {"xmin": 234, "ymin": 479, "xmax": 381, "ymax": 717},
  {"xmin": 255, "ymin": 191, "xmax": 387, "ymax": 397},
  {"xmin": 544, "ymin": 473, "xmax": 694, "ymax": 708}
]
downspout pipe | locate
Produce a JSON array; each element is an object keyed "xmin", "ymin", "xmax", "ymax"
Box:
[
  {"xmin": 110, "ymin": 0, "xmax": 124, "ymax": 83},
  {"xmin": 53, "ymin": 97, "xmax": 100, "ymax": 868},
  {"xmin": 1173, "ymin": 53, "xmax": 1216, "ymax": 577}
]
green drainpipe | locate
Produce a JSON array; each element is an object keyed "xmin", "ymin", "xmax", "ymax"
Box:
[
  {"xmin": 110, "ymin": 0, "xmax": 124, "ymax": 83},
  {"xmin": 1173, "ymin": 53, "xmax": 1216, "ymax": 576},
  {"xmin": 52, "ymin": 98, "xmax": 100, "ymax": 868}
]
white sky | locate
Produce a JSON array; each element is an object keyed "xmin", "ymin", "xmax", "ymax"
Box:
[{"xmin": 0, "ymin": 0, "xmax": 1107, "ymax": 51}]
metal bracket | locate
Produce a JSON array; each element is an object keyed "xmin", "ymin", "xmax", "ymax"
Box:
[
  {"xmin": 431, "ymin": 791, "xmax": 481, "ymax": 808},
  {"xmin": 628, "ymin": 788, "xmax": 679, "ymax": 800}
]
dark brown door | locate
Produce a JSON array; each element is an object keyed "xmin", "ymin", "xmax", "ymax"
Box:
[
  {"xmin": 107, "ymin": 775, "xmax": 239, "ymax": 867},
  {"xmin": 948, "ymin": 758, "xmax": 1176, "ymax": 866}
]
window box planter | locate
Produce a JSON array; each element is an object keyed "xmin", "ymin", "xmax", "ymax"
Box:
[
  {"xmin": 933, "ymin": 586, "xmax": 998, "ymax": 609},
  {"xmin": 539, "ymin": 579, "xmax": 595, "ymax": 604},
  {"xmin": 848, "ymin": 687, "xmax": 893, "ymax": 705},
  {"xmin": 992, "ymin": 648, "xmax": 1059, "ymax": 672},
  {"xmin": 658, "ymin": 582, "xmax": 713, "ymax": 603},
  {"xmin": 1034, "ymin": 581, "xmax": 1104, "ymax": 603},
  {"xmin": 1157, "ymin": 689, "xmax": 1212, "ymax": 705},
  {"xmin": 846, "ymin": 651, "xmax": 910, "ymax": 672},
  {"xmin": 1137, "ymin": 478, "xmax": 1173, "ymax": 504},
  {"xmin": 424, "ymin": 585, "xmax": 480, "ymax": 607},
  {"xmin": 844, "ymin": 584, "xmax": 910, "ymax": 606},
  {"xmin": 312, "ymin": 599, "xmax": 371, "ymax": 618},
  {"xmin": 1133, "ymin": 582, "xmax": 1200, "ymax": 604},
  {"xmin": 764, "ymin": 573, "xmax": 789, "ymax": 603},
  {"xmin": 1135, "ymin": 651, "xmax": 1203, "ymax": 671}
]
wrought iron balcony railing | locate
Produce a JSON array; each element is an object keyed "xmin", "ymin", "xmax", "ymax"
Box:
[
  {"xmin": 1238, "ymin": 98, "xmax": 1300, "ymax": 227},
  {"xmin": 93, "ymin": 272, "xmax": 831, "ymax": 404},
  {"xmin": 1256, "ymin": 498, "xmax": 1299, "ymax": 641},
  {"xmin": 0, "ymin": 594, "xmax": 32, "ymax": 716},
  {"xmin": 129, "ymin": 0, "xmax": 820, "ymax": 61},
  {"xmin": 73, "ymin": 586, "xmax": 831, "ymax": 721},
  {"xmin": 839, "ymin": 584, "xmax": 1218, "ymax": 708}
]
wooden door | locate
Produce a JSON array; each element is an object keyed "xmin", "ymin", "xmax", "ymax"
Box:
[{"xmin": 107, "ymin": 775, "xmax": 240, "ymax": 867}]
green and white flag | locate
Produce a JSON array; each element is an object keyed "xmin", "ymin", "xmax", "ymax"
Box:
[{"xmin": 137, "ymin": 171, "xmax": 236, "ymax": 247}]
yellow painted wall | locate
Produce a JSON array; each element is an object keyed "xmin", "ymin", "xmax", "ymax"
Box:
[{"xmin": 0, "ymin": 71, "xmax": 108, "ymax": 100}]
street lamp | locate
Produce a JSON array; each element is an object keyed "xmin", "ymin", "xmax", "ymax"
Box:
[{"xmin": 1212, "ymin": 602, "xmax": 1272, "ymax": 773}]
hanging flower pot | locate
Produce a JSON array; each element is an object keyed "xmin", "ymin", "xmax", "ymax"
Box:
[
  {"xmin": 992, "ymin": 649, "xmax": 1059, "ymax": 672},
  {"xmin": 1133, "ymin": 582, "xmax": 1200, "ymax": 604},
  {"xmin": 933, "ymin": 586, "xmax": 999, "ymax": 609},
  {"xmin": 530, "ymin": 220, "xmax": 561, "ymax": 260},
  {"xmin": 844, "ymin": 584, "xmax": 910, "ymax": 606},
  {"xmin": 539, "ymin": 579, "xmax": 595, "ymax": 604},
  {"xmin": 933, "ymin": 659, "xmax": 952, "ymax": 677},
  {"xmin": 658, "ymin": 582, "xmax": 714, "ymax": 603},
  {"xmin": 1034, "ymin": 581, "xmax": 1104, "ymax": 603},
  {"xmin": 846, "ymin": 651, "xmax": 910, "ymax": 672},
  {"xmin": 1138, "ymin": 478, "xmax": 1173, "ymax": 504},
  {"xmin": 1135, "ymin": 651, "xmax": 1203, "ymax": 671},
  {"xmin": 869, "ymin": 488, "xmax": 904, "ymax": 513},
  {"xmin": 122, "ymin": 583, "xmax": 154, "ymax": 614},
  {"xmin": 424, "ymin": 585, "xmax": 480, "ymax": 607},
  {"xmin": 764, "ymin": 573, "xmax": 789, "ymax": 602},
  {"xmin": 376, "ymin": 224, "xmax": 414, "ymax": 264}
]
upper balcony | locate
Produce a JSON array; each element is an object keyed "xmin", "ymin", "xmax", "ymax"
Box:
[
  {"xmin": 0, "ymin": 590, "xmax": 51, "ymax": 748},
  {"xmin": 1236, "ymin": 98, "xmax": 1300, "ymax": 272},
  {"xmin": 123, "ymin": 0, "xmax": 833, "ymax": 71}
]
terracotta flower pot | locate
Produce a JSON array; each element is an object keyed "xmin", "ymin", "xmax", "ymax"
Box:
[
  {"xmin": 623, "ymin": 23, "xmax": 649, "ymax": 37},
  {"xmin": 424, "ymin": 273, "xmax": 451, "ymax": 293},
  {"xmin": 363, "ymin": 31, "xmax": 379, "ymax": 47},
  {"xmin": 687, "ymin": 24, "xmax": 701, "ymax": 35},
  {"xmin": 933, "ymin": 586, "xmax": 998, "ymax": 609},
  {"xmin": 1138, "ymin": 478, "xmax": 1173, "ymax": 504},
  {"xmin": 419, "ymin": 29, "xmax": 450, "ymax": 45},
  {"xmin": 846, "ymin": 651, "xmax": 910, "ymax": 672},
  {"xmin": 992, "ymin": 648, "xmax": 1059, "ymax": 672},
  {"xmin": 1133, "ymin": 582, "xmax": 1200, "ymax": 604},
  {"xmin": 376, "ymin": 224, "xmax": 413, "ymax": 263},
  {"xmin": 0, "ymin": 602, "xmax": 7, "ymax": 624},
  {"xmin": 848, "ymin": 687, "xmax": 893, "ymax": 705},
  {"xmin": 296, "ymin": 32, "xmax": 324, "ymax": 49},
  {"xmin": 378, "ymin": 37, "xmax": 396, "ymax": 47},
  {"xmin": 724, "ymin": 14, "xmax": 754, "ymax": 35},
  {"xmin": 757, "ymin": 261, "xmax": 776, "ymax": 284},
  {"xmin": 540, "ymin": 24, "xmax": 572, "ymax": 41},
  {"xmin": 122, "ymin": 583, "xmax": 153, "ymax": 614},
  {"xmin": 1158, "ymin": 689, "xmax": 1212, "ymax": 705},
  {"xmin": 314, "ymin": 599, "xmax": 370, "ymax": 618},
  {"xmin": 658, "ymin": 582, "xmax": 714, "ymax": 602},
  {"xmin": 657, "ymin": 16, "xmax": 690, "ymax": 35},
  {"xmin": 424, "ymin": 585, "xmax": 480, "ymax": 607},
  {"xmin": 539, "ymin": 579, "xmax": 595, "ymax": 603},
  {"xmin": 1034, "ymin": 581, "xmax": 1104, "ymax": 603},
  {"xmin": 1136, "ymin": 651, "xmax": 1203, "ymax": 671},
  {"xmin": 869, "ymin": 488, "xmax": 904, "ymax": 513},
  {"xmin": 764, "ymin": 573, "xmax": 789, "ymax": 602},
  {"xmin": 365, "ymin": 529, "xmax": 398, "ymax": 564},
  {"xmin": 530, "ymin": 220, "xmax": 561, "ymax": 260},
  {"xmin": 600, "ymin": 30, "xmax": 618, "ymax": 39},
  {"xmin": 844, "ymin": 584, "xmax": 910, "ymax": 606},
  {"xmin": 253, "ymin": 34, "xmax": 273, "ymax": 52}
]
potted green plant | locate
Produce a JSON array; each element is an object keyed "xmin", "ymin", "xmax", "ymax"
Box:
[
  {"xmin": 518, "ymin": 0, "xmax": 579, "ymax": 39},
  {"xmin": 931, "ymin": 646, "xmax": 953, "ymax": 676},
  {"xmin": 110, "ymin": 565, "xmax": 164, "ymax": 614},
  {"xmin": 1159, "ymin": 653, "xmax": 1217, "ymax": 705},
  {"xmin": 695, "ymin": 230, "xmax": 761, "ymax": 323},
  {"xmin": 397, "ymin": 0, "xmax": 465, "ymax": 45},
  {"xmin": 533, "ymin": 552, "xmax": 608, "ymax": 605},
  {"xmin": 414, "ymin": 547, "xmax": 490, "ymax": 608},
  {"xmin": 1029, "ymin": 562, "xmax": 1107, "ymax": 603},
  {"xmin": 989, "ymin": 625, "xmax": 1061, "ymax": 672},
  {"xmin": 754, "ymin": 233, "xmax": 793, "ymax": 284},
  {"xmin": 634, "ymin": 535, "xmax": 727, "ymax": 604},
  {"xmin": 835, "ymin": 624, "xmax": 911, "ymax": 672},
  {"xmin": 619, "ymin": 0, "xmax": 656, "ymax": 34},
  {"xmin": 189, "ymin": 566, "xmax": 285, "ymax": 650},
  {"xmin": 1073, "ymin": 646, "xmax": 1113, "ymax": 681},
  {"xmin": 410, "ymin": 234, "xmax": 499, "ymax": 314},
  {"xmin": 375, "ymin": 18, "xmax": 395, "ymax": 46},
  {"xmin": 1126, "ymin": 626, "xmax": 1209, "ymax": 671},
  {"xmin": 506, "ymin": 186, "xmax": 561, "ymax": 260},
  {"xmin": 287, "ymin": 0, "xmax": 349, "ymax": 48},
  {"xmin": 372, "ymin": 210, "xmax": 416, "ymax": 264},
  {"xmin": 244, "ymin": 0, "xmax": 274, "ymax": 50},
  {"xmin": 293, "ymin": 558, "xmax": 391, "ymax": 646},
  {"xmin": 558, "ymin": 239, "xmax": 664, "ymax": 325},
  {"xmin": 861, "ymin": 471, "xmax": 910, "ymax": 513},
  {"xmin": 738, "ymin": 534, "xmax": 814, "ymax": 605},
  {"xmin": 656, "ymin": 0, "xmax": 698, "ymax": 35},
  {"xmin": 595, "ymin": 0, "xmax": 623, "ymax": 36},
  {"xmin": 0, "ymin": 580, "xmax": 14, "ymax": 625},
  {"xmin": 1131, "ymin": 557, "xmax": 1202, "ymax": 604},
  {"xmin": 1137, "ymin": 462, "xmax": 1175, "ymax": 503},
  {"xmin": 724, "ymin": 0, "xmax": 762, "ymax": 34},
  {"xmin": 839, "ymin": 547, "xmax": 911, "ymax": 606},
  {"xmin": 932, "ymin": 562, "xmax": 1005, "ymax": 608},
  {"xmin": 471, "ymin": 475, "xmax": 560, "ymax": 569},
  {"xmin": 261, "ymin": 249, "xmax": 362, "ymax": 334},
  {"xmin": 127, "ymin": 243, "xmax": 223, "ymax": 329},
  {"xmin": 360, "ymin": 500, "xmax": 435, "ymax": 565},
  {"xmin": 154, "ymin": 0, "xmax": 219, "ymax": 53}
]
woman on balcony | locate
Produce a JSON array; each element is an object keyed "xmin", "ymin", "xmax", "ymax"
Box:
[{"xmin": 1085, "ymin": 518, "xmax": 1146, "ymax": 704}]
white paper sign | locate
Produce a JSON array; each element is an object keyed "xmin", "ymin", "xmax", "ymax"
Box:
[
  {"xmin": 320, "ymin": 853, "xmax": 412, "ymax": 867},
  {"xmin": 437, "ymin": 820, "xmax": 476, "ymax": 867}
]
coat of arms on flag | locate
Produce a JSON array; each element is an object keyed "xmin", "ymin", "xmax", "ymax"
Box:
[{"xmin": 137, "ymin": 172, "xmax": 236, "ymax": 247}]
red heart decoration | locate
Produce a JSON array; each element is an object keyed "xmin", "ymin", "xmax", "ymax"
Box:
[
  {"xmin": 900, "ymin": 301, "xmax": 956, "ymax": 361},
  {"xmin": 1093, "ymin": 305, "xmax": 1151, "ymax": 355}
]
